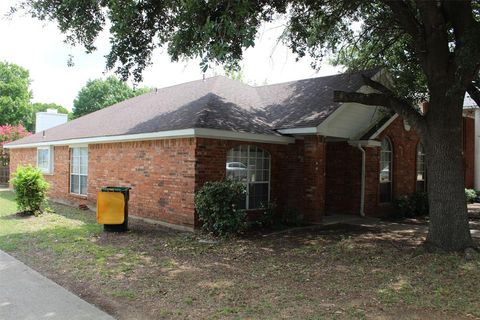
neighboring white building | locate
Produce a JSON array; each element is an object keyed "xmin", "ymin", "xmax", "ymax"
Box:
[
  {"xmin": 35, "ymin": 109, "xmax": 68, "ymax": 133},
  {"xmin": 464, "ymin": 94, "xmax": 480, "ymax": 190}
]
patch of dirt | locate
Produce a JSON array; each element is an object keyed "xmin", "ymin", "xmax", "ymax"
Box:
[{"xmin": 8, "ymin": 212, "xmax": 480, "ymax": 320}]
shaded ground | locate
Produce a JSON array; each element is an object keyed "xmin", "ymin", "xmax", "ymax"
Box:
[{"xmin": 1, "ymin": 190, "xmax": 479, "ymax": 320}]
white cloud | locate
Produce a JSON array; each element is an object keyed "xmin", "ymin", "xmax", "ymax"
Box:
[{"xmin": 0, "ymin": 1, "xmax": 340, "ymax": 111}]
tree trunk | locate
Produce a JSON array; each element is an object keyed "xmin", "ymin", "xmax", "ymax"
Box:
[{"xmin": 424, "ymin": 92, "xmax": 473, "ymax": 251}]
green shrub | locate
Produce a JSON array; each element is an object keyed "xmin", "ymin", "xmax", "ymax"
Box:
[
  {"xmin": 255, "ymin": 202, "xmax": 304, "ymax": 229},
  {"xmin": 10, "ymin": 165, "xmax": 49, "ymax": 215},
  {"xmin": 280, "ymin": 207, "xmax": 304, "ymax": 226},
  {"xmin": 393, "ymin": 192, "xmax": 429, "ymax": 218},
  {"xmin": 465, "ymin": 188, "xmax": 477, "ymax": 203},
  {"xmin": 195, "ymin": 180, "xmax": 246, "ymax": 236}
]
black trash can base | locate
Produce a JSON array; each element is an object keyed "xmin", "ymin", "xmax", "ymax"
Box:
[{"xmin": 98, "ymin": 186, "xmax": 131, "ymax": 233}]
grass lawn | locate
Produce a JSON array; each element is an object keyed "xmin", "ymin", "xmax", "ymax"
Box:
[{"xmin": 1, "ymin": 190, "xmax": 480, "ymax": 319}]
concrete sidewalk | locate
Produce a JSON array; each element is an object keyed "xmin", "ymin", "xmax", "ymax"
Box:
[{"xmin": 0, "ymin": 250, "xmax": 114, "ymax": 320}]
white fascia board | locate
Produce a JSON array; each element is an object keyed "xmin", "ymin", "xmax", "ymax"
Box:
[
  {"xmin": 4, "ymin": 129, "xmax": 196, "ymax": 149},
  {"xmin": 5, "ymin": 128, "xmax": 294, "ymax": 149},
  {"xmin": 194, "ymin": 128, "xmax": 295, "ymax": 144},
  {"xmin": 369, "ymin": 114, "xmax": 399, "ymax": 139},
  {"xmin": 348, "ymin": 140, "xmax": 381, "ymax": 148},
  {"xmin": 275, "ymin": 127, "xmax": 318, "ymax": 135}
]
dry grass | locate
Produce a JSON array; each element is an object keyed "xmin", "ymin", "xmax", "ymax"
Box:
[{"xmin": 1, "ymin": 190, "xmax": 479, "ymax": 319}]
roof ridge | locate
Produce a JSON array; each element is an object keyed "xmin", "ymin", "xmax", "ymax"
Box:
[
  {"xmin": 256, "ymin": 67, "xmax": 382, "ymax": 89},
  {"xmin": 149, "ymin": 75, "xmax": 222, "ymax": 93}
]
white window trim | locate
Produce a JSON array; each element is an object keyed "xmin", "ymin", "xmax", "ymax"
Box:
[
  {"xmin": 37, "ymin": 146, "xmax": 54, "ymax": 174},
  {"xmin": 69, "ymin": 147, "xmax": 88, "ymax": 196}
]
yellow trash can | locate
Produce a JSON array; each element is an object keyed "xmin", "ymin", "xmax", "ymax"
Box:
[{"xmin": 96, "ymin": 186, "xmax": 131, "ymax": 232}]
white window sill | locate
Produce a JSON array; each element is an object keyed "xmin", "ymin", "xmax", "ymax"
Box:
[{"xmin": 69, "ymin": 193, "xmax": 88, "ymax": 199}]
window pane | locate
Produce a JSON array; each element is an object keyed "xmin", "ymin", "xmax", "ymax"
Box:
[
  {"xmin": 38, "ymin": 149, "xmax": 49, "ymax": 170},
  {"xmin": 416, "ymin": 143, "xmax": 426, "ymax": 191},
  {"xmin": 416, "ymin": 181, "xmax": 426, "ymax": 192},
  {"xmin": 248, "ymin": 183, "xmax": 269, "ymax": 209},
  {"xmin": 72, "ymin": 158, "xmax": 79, "ymax": 174},
  {"xmin": 70, "ymin": 175, "xmax": 79, "ymax": 194},
  {"xmin": 226, "ymin": 159, "xmax": 247, "ymax": 182},
  {"xmin": 70, "ymin": 147, "xmax": 88, "ymax": 194},
  {"xmin": 80, "ymin": 161, "xmax": 88, "ymax": 175},
  {"xmin": 226, "ymin": 145, "xmax": 271, "ymax": 209},
  {"xmin": 236, "ymin": 192, "xmax": 246, "ymax": 210},
  {"xmin": 80, "ymin": 175, "xmax": 87, "ymax": 195},
  {"xmin": 379, "ymin": 182, "xmax": 392, "ymax": 203},
  {"xmin": 379, "ymin": 138, "xmax": 392, "ymax": 202},
  {"xmin": 263, "ymin": 158, "xmax": 270, "ymax": 170}
]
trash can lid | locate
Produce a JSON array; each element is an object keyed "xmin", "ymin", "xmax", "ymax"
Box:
[{"xmin": 101, "ymin": 186, "xmax": 132, "ymax": 192}]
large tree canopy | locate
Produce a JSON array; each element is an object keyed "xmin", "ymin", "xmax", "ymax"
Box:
[
  {"xmin": 19, "ymin": 0, "xmax": 480, "ymax": 251},
  {"xmin": 73, "ymin": 76, "xmax": 150, "ymax": 118},
  {"xmin": 0, "ymin": 61, "xmax": 32, "ymax": 128}
]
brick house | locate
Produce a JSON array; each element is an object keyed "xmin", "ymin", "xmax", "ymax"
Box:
[{"xmin": 4, "ymin": 69, "xmax": 475, "ymax": 230}]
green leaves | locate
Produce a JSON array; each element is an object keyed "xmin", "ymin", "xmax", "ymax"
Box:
[
  {"xmin": 11, "ymin": 165, "xmax": 49, "ymax": 215},
  {"xmin": 0, "ymin": 61, "xmax": 32, "ymax": 129},
  {"xmin": 72, "ymin": 76, "xmax": 150, "ymax": 118},
  {"xmin": 195, "ymin": 180, "xmax": 246, "ymax": 237}
]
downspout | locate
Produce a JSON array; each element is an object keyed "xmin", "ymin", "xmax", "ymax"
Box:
[
  {"xmin": 355, "ymin": 143, "xmax": 366, "ymax": 217},
  {"xmin": 475, "ymin": 109, "xmax": 480, "ymax": 190}
]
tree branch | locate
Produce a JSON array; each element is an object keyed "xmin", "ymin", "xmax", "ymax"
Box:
[
  {"xmin": 381, "ymin": 0, "xmax": 427, "ymax": 66},
  {"xmin": 360, "ymin": 74, "xmax": 392, "ymax": 95},
  {"xmin": 467, "ymin": 83, "xmax": 480, "ymax": 108},
  {"xmin": 333, "ymin": 74, "xmax": 426, "ymax": 134}
]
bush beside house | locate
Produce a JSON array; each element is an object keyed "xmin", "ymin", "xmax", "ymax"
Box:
[
  {"xmin": 195, "ymin": 180, "xmax": 246, "ymax": 236},
  {"xmin": 11, "ymin": 165, "xmax": 49, "ymax": 215}
]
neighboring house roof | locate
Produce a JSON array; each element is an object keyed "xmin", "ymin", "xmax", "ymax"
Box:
[{"xmin": 6, "ymin": 68, "xmax": 380, "ymax": 147}]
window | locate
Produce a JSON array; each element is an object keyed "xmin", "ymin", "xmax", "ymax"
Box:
[
  {"xmin": 70, "ymin": 147, "xmax": 88, "ymax": 195},
  {"xmin": 379, "ymin": 137, "xmax": 393, "ymax": 203},
  {"xmin": 226, "ymin": 145, "xmax": 270, "ymax": 209},
  {"xmin": 416, "ymin": 143, "xmax": 426, "ymax": 192},
  {"xmin": 37, "ymin": 147, "xmax": 53, "ymax": 174}
]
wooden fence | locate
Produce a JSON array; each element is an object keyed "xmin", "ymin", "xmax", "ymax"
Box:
[
  {"xmin": 0, "ymin": 149, "xmax": 9, "ymax": 186},
  {"xmin": 0, "ymin": 165, "xmax": 8, "ymax": 186}
]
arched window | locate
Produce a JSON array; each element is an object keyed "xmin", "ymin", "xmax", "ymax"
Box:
[
  {"xmin": 416, "ymin": 143, "xmax": 426, "ymax": 191},
  {"xmin": 226, "ymin": 145, "xmax": 270, "ymax": 209},
  {"xmin": 379, "ymin": 137, "xmax": 393, "ymax": 203}
]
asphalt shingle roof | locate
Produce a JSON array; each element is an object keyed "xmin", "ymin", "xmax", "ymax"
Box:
[{"xmin": 7, "ymin": 69, "xmax": 379, "ymax": 146}]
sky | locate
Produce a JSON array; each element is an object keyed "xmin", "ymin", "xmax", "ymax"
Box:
[{"xmin": 0, "ymin": 1, "xmax": 341, "ymax": 111}]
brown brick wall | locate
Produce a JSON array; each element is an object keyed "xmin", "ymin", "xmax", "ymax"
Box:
[
  {"xmin": 325, "ymin": 117, "xmax": 421, "ymax": 217},
  {"xmin": 8, "ymin": 115, "xmax": 475, "ymax": 226},
  {"xmin": 9, "ymin": 146, "xmax": 83, "ymax": 205},
  {"xmin": 88, "ymin": 139, "xmax": 197, "ymax": 227},
  {"xmin": 195, "ymin": 138, "xmax": 307, "ymax": 221},
  {"xmin": 364, "ymin": 117, "xmax": 420, "ymax": 215},
  {"xmin": 195, "ymin": 137, "xmax": 326, "ymax": 222},
  {"xmin": 10, "ymin": 139, "xmax": 197, "ymax": 228}
]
